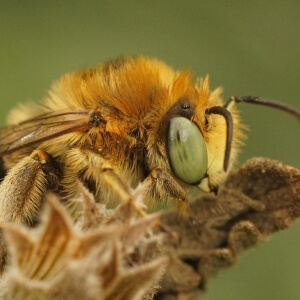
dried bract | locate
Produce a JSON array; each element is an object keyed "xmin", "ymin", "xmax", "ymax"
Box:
[
  {"xmin": 0, "ymin": 185, "xmax": 167, "ymax": 300},
  {"xmin": 0, "ymin": 158, "xmax": 299, "ymax": 300}
]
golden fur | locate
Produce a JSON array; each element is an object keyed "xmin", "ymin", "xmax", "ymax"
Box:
[{"xmin": 1, "ymin": 56, "xmax": 244, "ymax": 220}]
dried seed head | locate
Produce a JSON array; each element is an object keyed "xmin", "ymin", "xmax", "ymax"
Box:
[{"xmin": 0, "ymin": 184, "xmax": 167, "ymax": 300}]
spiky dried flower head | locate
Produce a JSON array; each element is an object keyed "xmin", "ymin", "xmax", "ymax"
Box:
[
  {"xmin": 0, "ymin": 183, "xmax": 168, "ymax": 300},
  {"xmin": 0, "ymin": 158, "xmax": 300, "ymax": 300}
]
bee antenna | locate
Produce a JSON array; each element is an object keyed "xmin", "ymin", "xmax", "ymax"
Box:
[
  {"xmin": 204, "ymin": 106, "xmax": 233, "ymax": 172},
  {"xmin": 224, "ymin": 96, "xmax": 300, "ymax": 121}
]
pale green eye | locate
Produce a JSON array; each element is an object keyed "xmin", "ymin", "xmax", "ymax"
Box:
[{"xmin": 168, "ymin": 117, "xmax": 208, "ymax": 184}]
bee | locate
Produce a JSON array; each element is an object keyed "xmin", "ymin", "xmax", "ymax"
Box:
[{"xmin": 0, "ymin": 56, "xmax": 299, "ymax": 224}]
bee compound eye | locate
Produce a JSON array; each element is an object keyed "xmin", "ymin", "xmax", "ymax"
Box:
[{"xmin": 168, "ymin": 117, "xmax": 208, "ymax": 185}]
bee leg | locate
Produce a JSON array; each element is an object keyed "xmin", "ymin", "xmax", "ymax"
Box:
[
  {"xmin": 146, "ymin": 167, "xmax": 190, "ymax": 217},
  {"xmin": 101, "ymin": 167, "xmax": 149, "ymax": 216},
  {"xmin": 62, "ymin": 147, "xmax": 147, "ymax": 217},
  {"xmin": 0, "ymin": 150, "xmax": 61, "ymax": 224}
]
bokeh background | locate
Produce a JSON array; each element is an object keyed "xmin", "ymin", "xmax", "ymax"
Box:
[{"xmin": 1, "ymin": 1, "xmax": 300, "ymax": 299}]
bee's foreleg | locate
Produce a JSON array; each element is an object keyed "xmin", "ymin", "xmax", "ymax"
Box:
[
  {"xmin": 145, "ymin": 167, "xmax": 190, "ymax": 217},
  {"xmin": 0, "ymin": 150, "xmax": 61, "ymax": 224}
]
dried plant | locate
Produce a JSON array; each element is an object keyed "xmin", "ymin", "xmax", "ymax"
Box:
[
  {"xmin": 0, "ymin": 183, "xmax": 168, "ymax": 300},
  {"xmin": 156, "ymin": 157, "xmax": 300, "ymax": 299},
  {"xmin": 0, "ymin": 157, "xmax": 299, "ymax": 300}
]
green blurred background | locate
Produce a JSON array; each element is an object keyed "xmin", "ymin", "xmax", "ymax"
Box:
[{"xmin": 1, "ymin": 1, "xmax": 299, "ymax": 299}]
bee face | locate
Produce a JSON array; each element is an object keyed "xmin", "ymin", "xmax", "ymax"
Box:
[
  {"xmin": 142, "ymin": 71, "xmax": 242, "ymax": 193},
  {"xmin": 0, "ymin": 56, "xmax": 298, "ymax": 223}
]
